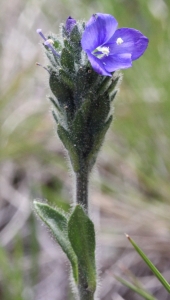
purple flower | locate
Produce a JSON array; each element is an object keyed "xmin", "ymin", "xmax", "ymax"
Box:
[
  {"xmin": 81, "ymin": 13, "xmax": 149, "ymax": 76},
  {"xmin": 36, "ymin": 29, "xmax": 60, "ymax": 57},
  {"xmin": 65, "ymin": 16, "xmax": 76, "ymax": 33}
]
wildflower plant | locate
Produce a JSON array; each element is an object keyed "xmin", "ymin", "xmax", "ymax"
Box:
[{"xmin": 34, "ymin": 13, "xmax": 148, "ymax": 300}]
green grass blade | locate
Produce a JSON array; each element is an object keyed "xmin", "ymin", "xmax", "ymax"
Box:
[
  {"xmin": 115, "ymin": 275, "xmax": 157, "ymax": 300},
  {"xmin": 126, "ymin": 234, "xmax": 170, "ymax": 293}
]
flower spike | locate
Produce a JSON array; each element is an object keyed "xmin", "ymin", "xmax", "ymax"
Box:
[{"xmin": 35, "ymin": 13, "xmax": 149, "ymax": 300}]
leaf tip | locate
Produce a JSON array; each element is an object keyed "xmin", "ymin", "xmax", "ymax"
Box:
[
  {"xmin": 33, "ymin": 200, "xmax": 42, "ymax": 209},
  {"xmin": 33, "ymin": 200, "xmax": 38, "ymax": 208},
  {"xmin": 125, "ymin": 233, "xmax": 130, "ymax": 240}
]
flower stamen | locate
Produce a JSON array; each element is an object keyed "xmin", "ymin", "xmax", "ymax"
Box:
[
  {"xmin": 36, "ymin": 29, "xmax": 47, "ymax": 41},
  {"xmin": 116, "ymin": 37, "xmax": 124, "ymax": 45},
  {"xmin": 36, "ymin": 29, "xmax": 60, "ymax": 57},
  {"xmin": 44, "ymin": 40, "xmax": 60, "ymax": 57},
  {"xmin": 46, "ymin": 39, "xmax": 54, "ymax": 45},
  {"xmin": 93, "ymin": 46, "xmax": 110, "ymax": 59}
]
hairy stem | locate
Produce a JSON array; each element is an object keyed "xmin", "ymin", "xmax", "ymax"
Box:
[
  {"xmin": 78, "ymin": 267, "xmax": 94, "ymax": 300},
  {"xmin": 76, "ymin": 166, "xmax": 89, "ymax": 212},
  {"xmin": 75, "ymin": 167, "xmax": 95, "ymax": 299}
]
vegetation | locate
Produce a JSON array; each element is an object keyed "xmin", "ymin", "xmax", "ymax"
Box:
[{"xmin": 0, "ymin": 0, "xmax": 170, "ymax": 299}]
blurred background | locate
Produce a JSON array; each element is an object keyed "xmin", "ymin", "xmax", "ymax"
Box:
[{"xmin": 1, "ymin": 0, "xmax": 170, "ymax": 299}]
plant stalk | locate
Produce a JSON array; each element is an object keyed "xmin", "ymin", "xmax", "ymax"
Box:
[
  {"xmin": 75, "ymin": 166, "xmax": 89, "ymax": 212},
  {"xmin": 78, "ymin": 268, "xmax": 94, "ymax": 300},
  {"xmin": 75, "ymin": 166, "xmax": 95, "ymax": 299}
]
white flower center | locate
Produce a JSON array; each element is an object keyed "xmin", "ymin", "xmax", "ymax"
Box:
[
  {"xmin": 92, "ymin": 46, "xmax": 110, "ymax": 59},
  {"xmin": 96, "ymin": 46, "xmax": 110, "ymax": 56},
  {"xmin": 116, "ymin": 37, "xmax": 123, "ymax": 45}
]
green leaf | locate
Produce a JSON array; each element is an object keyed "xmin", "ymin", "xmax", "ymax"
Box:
[
  {"xmin": 68, "ymin": 205, "xmax": 96, "ymax": 292},
  {"xmin": 59, "ymin": 69, "xmax": 74, "ymax": 90},
  {"xmin": 69, "ymin": 25, "xmax": 82, "ymax": 63},
  {"xmin": 46, "ymin": 51, "xmax": 59, "ymax": 67},
  {"xmin": 53, "ymin": 40, "xmax": 62, "ymax": 52},
  {"xmin": 87, "ymin": 116, "xmax": 113, "ymax": 170},
  {"xmin": 47, "ymin": 35, "xmax": 62, "ymax": 52},
  {"xmin": 85, "ymin": 67, "xmax": 99, "ymax": 88},
  {"xmin": 49, "ymin": 96, "xmax": 61, "ymax": 113},
  {"xmin": 64, "ymin": 39, "xmax": 74, "ymax": 52},
  {"xmin": 33, "ymin": 201, "xmax": 78, "ymax": 282},
  {"xmin": 70, "ymin": 25, "xmax": 81, "ymax": 43},
  {"xmin": 81, "ymin": 97, "xmax": 92, "ymax": 117},
  {"xmin": 60, "ymin": 48, "xmax": 75, "ymax": 72},
  {"xmin": 71, "ymin": 110, "xmax": 89, "ymax": 154},
  {"xmin": 97, "ymin": 76, "xmax": 112, "ymax": 96},
  {"xmin": 49, "ymin": 71, "xmax": 75, "ymax": 124},
  {"xmin": 57, "ymin": 124, "xmax": 80, "ymax": 172},
  {"xmin": 61, "ymin": 24, "xmax": 68, "ymax": 39},
  {"xmin": 52, "ymin": 110, "xmax": 58, "ymax": 124},
  {"xmin": 89, "ymin": 93, "xmax": 111, "ymax": 131},
  {"xmin": 49, "ymin": 71, "xmax": 70, "ymax": 106},
  {"xmin": 115, "ymin": 276, "xmax": 157, "ymax": 300},
  {"xmin": 126, "ymin": 234, "xmax": 170, "ymax": 293},
  {"xmin": 96, "ymin": 74, "xmax": 120, "ymax": 98},
  {"xmin": 110, "ymin": 90, "xmax": 118, "ymax": 102},
  {"xmin": 74, "ymin": 68, "xmax": 86, "ymax": 106},
  {"xmin": 107, "ymin": 74, "xmax": 121, "ymax": 94}
]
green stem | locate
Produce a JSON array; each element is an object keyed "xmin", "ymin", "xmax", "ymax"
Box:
[
  {"xmin": 76, "ymin": 166, "xmax": 89, "ymax": 212},
  {"xmin": 78, "ymin": 268, "xmax": 94, "ymax": 300},
  {"xmin": 75, "ymin": 167, "xmax": 95, "ymax": 300}
]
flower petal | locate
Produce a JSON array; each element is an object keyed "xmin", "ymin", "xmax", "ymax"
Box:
[
  {"xmin": 102, "ymin": 53, "xmax": 132, "ymax": 72},
  {"xmin": 81, "ymin": 13, "xmax": 118, "ymax": 52},
  {"xmin": 86, "ymin": 50, "xmax": 112, "ymax": 76},
  {"xmin": 65, "ymin": 16, "xmax": 76, "ymax": 33},
  {"xmin": 106, "ymin": 28, "xmax": 149, "ymax": 60},
  {"xmin": 85, "ymin": 14, "xmax": 97, "ymax": 27}
]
